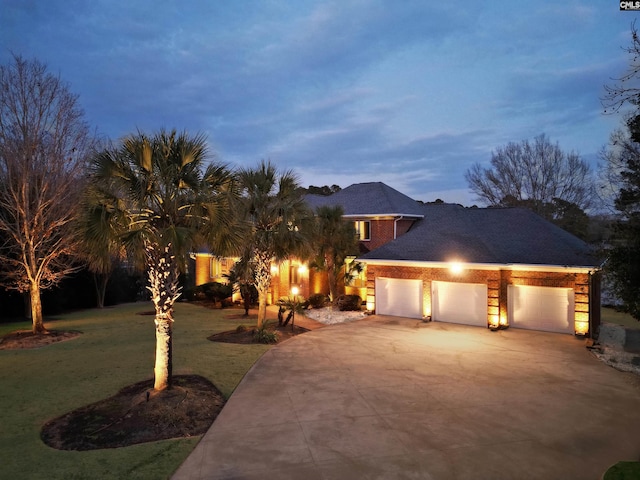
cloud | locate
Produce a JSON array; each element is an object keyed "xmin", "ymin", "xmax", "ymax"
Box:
[{"xmin": 0, "ymin": 0, "xmax": 630, "ymax": 208}]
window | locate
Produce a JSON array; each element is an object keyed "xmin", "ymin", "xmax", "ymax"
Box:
[
  {"xmin": 210, "ymin": 258, "xmax": 221, "ymax": 279},
  {"xmin": 290, "ymin": 265, "xmax": 300, "ymax": 286},
  {"xmin": 354, "ymin": 221, "xmax": 370, "ymax": 241}
]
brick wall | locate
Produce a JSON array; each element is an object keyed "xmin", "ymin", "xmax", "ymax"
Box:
[
  {"xmin": 360, "ymin": 218, "xmax": 418, "ymax": 251},
  {"xmin": 366, "ymin": 264, "xmax": 593, "ymax": 334}
]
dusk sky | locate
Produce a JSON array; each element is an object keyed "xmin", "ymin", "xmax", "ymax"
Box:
[{"xmin": 2, "ymin": 1, "xmax": 638, "ymax": 205}]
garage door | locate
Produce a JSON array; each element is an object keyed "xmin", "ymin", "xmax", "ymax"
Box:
[
  {"xmin": 375, "ymin": 277, "xmax": 422, "ymax": 319},
  {"xmin": 508, "ymin": 285, "xmax": 574, "ymax": 334},
  {"xmin": 432, "ymin": 281, "xmax": 487, "ymax": 327}
]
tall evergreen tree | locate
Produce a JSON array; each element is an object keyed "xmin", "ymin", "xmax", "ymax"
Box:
[{"xmin": 606, "ymin": 116, "xmax": 640, "ymax": 320}]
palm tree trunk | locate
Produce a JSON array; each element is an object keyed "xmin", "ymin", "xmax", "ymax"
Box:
[
  {"xmin": 253, "ymin": 251, "xmax": 272, "ymax": 328},
  {"xmin": 146, "ymin": 243, "xmax": 181, "ymax": 391},
  {"xmin": 93, "ymin": 272, "xmax": 109, "ymax": 308},
  {"xmin": 326, "ymin": 253, "xmax": 337, "ymax": 302},
  {"xmin": 154, "ymin": 313, "xmax": 173, "ymax": 391}
]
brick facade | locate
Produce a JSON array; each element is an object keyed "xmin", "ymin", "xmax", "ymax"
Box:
[
  {"xmin": 366, "ymin": 264, "xmax": 598, "ymax": 336},
  {"xmin": 357, "ymin": 218, "xmax": 418, "ymax": 252}
]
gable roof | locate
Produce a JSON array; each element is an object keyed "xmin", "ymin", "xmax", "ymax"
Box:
[
  {"xmin": 305, "ymin": 182, "xmax": 424, "ymax": 217},
  {"xmin": 359, "ymin": 205, "xmax": 599, "ymax": 268}
]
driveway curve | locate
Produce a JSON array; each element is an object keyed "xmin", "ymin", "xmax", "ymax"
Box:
[{"xmin": 173, "ymin": 315, "xmax": 640, "ymax": 480}]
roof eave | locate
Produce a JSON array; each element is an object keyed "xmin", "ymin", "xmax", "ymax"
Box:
[
  {"xmin": 357, "ymin": 258, "xmax": 599, "ymax": 274},
  {"xmin": 342, "ymin": 213, "xmax": 424, "ymax": 219}
]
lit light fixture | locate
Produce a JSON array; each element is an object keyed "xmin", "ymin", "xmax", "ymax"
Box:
[
  {"xmin": 574, "ymin": 312, "xmax": 589, "ymax": 336},
  {"xmin": 449, "ymin": 262, "xmax": 464, "ymax": 275},
  {"xmin": 297, "ymin": 264, "xmax": 307, "ymax": 274},
  {"xmin": 291, "ymin": 286, "xmax": 299, "ymax": 296},
  {"xmin": 270, "ymin": 264, "xmax": 278, "ymax": 275}
]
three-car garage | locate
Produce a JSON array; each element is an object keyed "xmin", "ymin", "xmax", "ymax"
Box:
[{"xmin": 373, "ymin": 275, "xmax": 578, "ymax": 335}]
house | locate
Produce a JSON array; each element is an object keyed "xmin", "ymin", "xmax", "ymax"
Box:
[
  {"xmin": 305, "ymin": 182, "xmax": 425, "ymax": 253},
  {"xmin": 308, "ymin": 182, "xmax": 601, "ymax": 337},
  {"xmin": 193, "ymin": 181, "xmax": 601, "ymax": 336}
]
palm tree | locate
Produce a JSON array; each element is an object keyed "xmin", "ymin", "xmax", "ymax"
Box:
[
  {"xmin": 238, "ymin": 160, "xmax": 313, "ymax": 328},
  {"xmin": 312, "ymin": 205, "xmax": 359, "ymax": 301},
  {"xmin": 77, "ymin": 163, "xmax": 128, "ymax": 308},
  {"xmin": 224, "ymin": 256, "xmax": 257, "ymax": 316},
  {"xmin": 87, "ymin": 129, "xmax": 240, "ymax": 391}
]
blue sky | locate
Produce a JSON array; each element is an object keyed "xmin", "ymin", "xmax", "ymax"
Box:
[{"xmin": 1, "ymin": 1, "xmax": 638, "ymax": 204}]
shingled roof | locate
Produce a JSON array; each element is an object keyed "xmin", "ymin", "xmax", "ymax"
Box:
[
  {"xmin": 359, "ymin": 204, "xmax": 599, "ymax": 268},
  {"xmin": 305, "ymin": 182, "xmax": 424, "ymax": 217}
]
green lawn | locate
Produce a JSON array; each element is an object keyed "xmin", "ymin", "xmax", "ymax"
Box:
[
  {"xmin": 601, "ymin": 306, "xmax": 640, "ymax": 329},
  {"xmin": 0, "ymin": 302, "xmax": 270, "ymax": 480}
]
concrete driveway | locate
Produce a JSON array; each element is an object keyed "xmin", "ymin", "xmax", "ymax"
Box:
[{"xmin": 172, "ymin": 315, "xmax": 640, "ymax": 480}]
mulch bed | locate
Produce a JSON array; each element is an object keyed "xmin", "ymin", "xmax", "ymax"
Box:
[
  {"xmin": 6, "ymin": 303, "xmax": 307, "ymax": 452},
  {"xmin": 0, "ymin": 330, "xmax": 82, "ymax": 350},
  {"xmin": 208, "ymin": 323, "xmax": 309, "ymax": 344},
  {"xmin": 41, "ymin": 375, "xmax": 224, "ymax": 451}
]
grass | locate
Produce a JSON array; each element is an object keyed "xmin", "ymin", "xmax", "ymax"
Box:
[
  {"xmin": 601, "ymin": 307, "xmax": 640, "ymax": 329},
  {"xmin": 603, "ymin": 461, "xmax": 640, "ymax": 480},
  {"xmin": 0, "ymin": 302, "xmax": 271, "ymax": 479}
]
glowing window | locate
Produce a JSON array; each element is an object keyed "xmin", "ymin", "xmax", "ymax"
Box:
[{"xmin": 354, "ymin": 221, "xmax": 371, "ymax": 241}]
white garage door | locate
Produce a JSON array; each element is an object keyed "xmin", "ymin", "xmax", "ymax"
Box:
[
  {"xmin": 432, "ymin": 281, "xmax": 487, "ymax": 327},
  {"xmin": 375, "ymin": 277, "xmax": 423, "ymax": 319},
  {"xmin": 508, "ymin": 285, "xmax": 574, "ymax": 334}
]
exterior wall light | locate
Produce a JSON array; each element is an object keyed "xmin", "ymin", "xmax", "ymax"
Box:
[{"xmin": 449, "ymin": 262, "xmax": 464, "ymax": 275}]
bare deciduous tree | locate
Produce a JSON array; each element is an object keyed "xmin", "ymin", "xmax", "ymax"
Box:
[
  {"xmin": 603, "ymin": 21, "xmax": 640, "ymax": 114},
  {"xmin": 465, "ymin": 134, "xmax": 595, "ymax": 219},
  {"xmin": 0, "ymin": 54, "xmax": 95, "ymax": 333}
]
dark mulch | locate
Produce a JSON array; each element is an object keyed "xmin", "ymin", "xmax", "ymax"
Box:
[
  {"xmin": 208, "ymin": 323, "xmax": 309, "ymax": 344},
  {"xmin": 10, "ymin": 303, "xmax": 304, "ymax": 452},
  {"xmin": 0, "ymin": 330, "xmax": 82, "ymax": 350},
  {"xmin": 41, "ymin": 375, "xmax": 224, "ymax": 451}
]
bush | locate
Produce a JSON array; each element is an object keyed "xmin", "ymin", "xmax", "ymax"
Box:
[
  {"xmin": 253, "ymin": 322, "xmax": 278, "ymax": 344},
  {"xmin": 308, "ymin": 293, "xmax": 328, "ymax": 309},
  {"xmin": 336, "ymin": 294, "xmax": 362, "ymax": 311},
  {"xmin": 197, "ymin": 282, "xmax": 233, "ymax": 305}
]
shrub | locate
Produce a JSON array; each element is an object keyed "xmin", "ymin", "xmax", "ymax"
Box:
[
  {"xmin": 197, "ymin": 282, "xmax": 233, "ymax": 305},
  {"xmin": 336, "ymin": 294, "xmax": 362, "ymax": 311},
  {"xmin": 253, "ymin": 322, "xmax": 278, "ymax": 344},
  {"xmin": 308, "ymin": 293, "xmax": 328, "ymax": 309}
]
